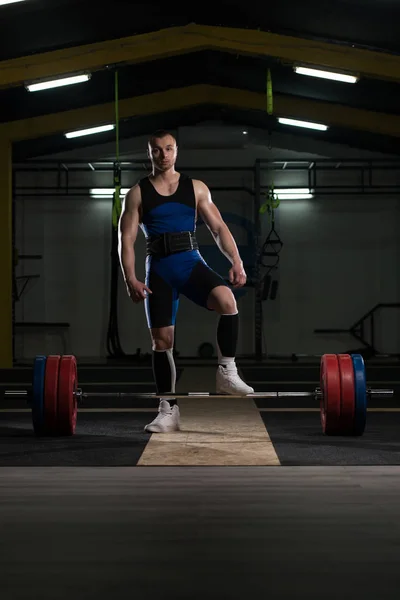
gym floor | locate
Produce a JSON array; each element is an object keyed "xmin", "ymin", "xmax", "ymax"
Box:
[{"xmin": 1, "ymin": 360, "xmax": 400, "ymax": 599}]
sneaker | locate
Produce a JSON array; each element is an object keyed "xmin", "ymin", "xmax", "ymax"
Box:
[
  {"xmin": 144, "ymin": 399, "xmax": 180, "ymax": 433},
  {"xmin": 216, "ymin": 363, "xmax": 254, "ymax": 395}
]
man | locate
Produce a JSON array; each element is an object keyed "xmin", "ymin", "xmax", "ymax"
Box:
[{"xmin": 118, "ymin": 129, "xmax": 254, "ymax": 433}]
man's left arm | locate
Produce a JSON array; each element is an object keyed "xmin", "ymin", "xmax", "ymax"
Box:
[{"xmin": 195, "ymin": 180, "xmax": 246, "ymax": 287}]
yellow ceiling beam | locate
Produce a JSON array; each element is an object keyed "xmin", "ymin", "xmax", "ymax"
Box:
[
  {"xmin": 2, "ymin": 84, "xmax": 400, "ymax": 143},
  {"xmin": 1, "ymin": 24, "xmax": 400, "ymax": 89},
  {"xmin": 3, "ymin": 86, "xmax": 203, "ymax": 141}
]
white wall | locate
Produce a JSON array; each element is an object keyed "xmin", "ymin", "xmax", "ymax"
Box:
[
  {"xmin": 14, "ymin": 195, "xmax": 113, "ymax": 359},
  {"xmin": 262, "ymin": 195, "xmax": 400, "ymax": 356},
  {"xmin": 13, "ymin": 129, "xmax": 400, "ymax": 360}
]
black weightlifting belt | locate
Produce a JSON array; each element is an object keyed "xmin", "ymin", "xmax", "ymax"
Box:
[{"xmin": 146, "ymin": 231, "xmax": 198, "ymax": 257}]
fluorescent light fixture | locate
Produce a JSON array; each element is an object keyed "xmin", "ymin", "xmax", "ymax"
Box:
[
  {"xmin": 26, "ymin": 74, "xmax": 91, "ymax": 92},
  {"xmin": 90, "ymin": 188, "xmax": 130, "ymax": 198},
  {"xmin": 294, "ymin": 66, "xmax": 358, "ymax": 84},
  {"xmin": 65, "ymin": 124, "xmax": 115, "ymax": 139},
  {"xmin": 276, "ymin": 193, "xmax": 313, "ymax": 200},
  {"xmin": 273, "ymin": 188, "xmax": 314, "ymax": 200},
  {"xmin": 278, "ymin": 117, "xmax": 328, "ymax": 131},
  {"xmin": 0, "ymin": 0, "xmax": 26, "ymax": 5},
  {"xmin": 275, "ymin": 188, "xmax": 310, "ymax": 194}
]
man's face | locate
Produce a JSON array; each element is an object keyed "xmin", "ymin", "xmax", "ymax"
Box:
[{"xmin": 148, "ymin": 135, "xmax": 177, "ymax": 171}]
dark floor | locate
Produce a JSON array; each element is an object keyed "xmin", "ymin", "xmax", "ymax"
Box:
[
  {"xmin": 1, "ymin": 410, "xmax": 400, "ymax": 466},
  {"xmin": 1, "ymin": 466, "xmax": 400, "ymax": 600},
  {"xmin": 261, "ymin": 412, "xmax": 400, "ymax": 465}
]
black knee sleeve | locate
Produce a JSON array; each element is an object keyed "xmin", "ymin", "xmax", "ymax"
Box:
[
  {"xmin": 216, "ymin": 313, "xmax": 239, "ymax": 361},
  {"xmin": 152, "ymin": 348, "xmax": 177, "ymax": 404}
]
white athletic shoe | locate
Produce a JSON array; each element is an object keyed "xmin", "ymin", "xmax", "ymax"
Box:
[
  {"xmin": 216, "ymin": 363, "xmax": 254, "ymax": 395},
  {"xmin": 144, "ymin": 399, "xmax": 180, "ymax": 433}
]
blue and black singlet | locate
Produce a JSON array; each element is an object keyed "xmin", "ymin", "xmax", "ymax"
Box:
[{"xmin": 138, "ymin": 173, "xmax": 227, "ymax": 328}]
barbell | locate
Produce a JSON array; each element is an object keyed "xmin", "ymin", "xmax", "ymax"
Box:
[{"xmin": 3, "ymin": 353, "xmax": 394, "ymax": 437}]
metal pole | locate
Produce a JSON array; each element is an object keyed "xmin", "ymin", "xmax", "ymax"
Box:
[
  {"xmin": 11, "ymin": 171, "xmax": 16, "ymax": 365},
  {"xmin": 3, "ymin": 388, "xmax": 394, "ymax": 399},
  {"xmin": 254, "ymin": 158, "xmax": 263, "ymax": 361},
  {"xmin": 4, "ymin": 389, "xmax": 319, "ymax": 399}
]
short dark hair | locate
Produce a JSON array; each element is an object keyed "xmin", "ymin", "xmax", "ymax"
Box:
[{"xmin": 147, "ymin": 129, "xmax": 177, "ymax": 147}]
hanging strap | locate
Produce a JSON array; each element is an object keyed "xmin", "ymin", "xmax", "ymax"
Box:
[
  {"xmin": 267, "ymin": 68, "xmax": 273, "ymax": 116},
  {"xmin": 112, "ymin": 70, "xmax": 122, "ymax": 229},
  {"xmin": 260, "ymin": 67, "xmax": 276, "ymax": 214},
  {"xmin": 259, "ymin": 68, "xmax": 283, "ymax": 275}
]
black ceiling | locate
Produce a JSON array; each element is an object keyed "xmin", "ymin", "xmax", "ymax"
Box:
[
  {"xmin": 2, "ymin": 0, "xmax": 400, "ymax": 160},
  {"xmin": 2, "ymin": 0, "xmax": 400, "ymax": 59}
]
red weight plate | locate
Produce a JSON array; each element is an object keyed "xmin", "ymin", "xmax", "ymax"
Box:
[
  {"xmin": 44, "ymin": 355, "xmax": 60, "ymax": 435},
  {"xmin": 320, "ymin": 354, "xmax": 341, "ymax": 435},
  {"xmin": 57, "ymin": 355, "xmax": 78, "ymax": 435},
  {"xmin": 337, "ymin": 354, "xmax": 356, "ymax": 435}
]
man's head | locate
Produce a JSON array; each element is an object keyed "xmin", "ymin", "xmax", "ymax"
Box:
[{"xmin": 147, "ymin": 129, "xmax": 178, "ymax": 173}]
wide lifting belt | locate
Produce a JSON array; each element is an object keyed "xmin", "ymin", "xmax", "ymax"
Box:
[{"xmin": 146, "ymin": 231, "xmax": 198, "ymax": 257}]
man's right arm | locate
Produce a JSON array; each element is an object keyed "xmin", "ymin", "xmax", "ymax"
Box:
[
  {"xmin": 118, "ymin": 185, "xmax": 151, "ymax": 302},
  {"xmin": 118, "ymin": 184, "xmax": 140, "ymax": 284}
]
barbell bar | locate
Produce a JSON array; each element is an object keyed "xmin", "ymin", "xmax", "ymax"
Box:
[
  {"xmin": 4, "ymin": 389, "xmax": 393, "ymax": 400},
  {"xmin": 2, "ymin": 353, "xmax": 395, "ymax": 438}
]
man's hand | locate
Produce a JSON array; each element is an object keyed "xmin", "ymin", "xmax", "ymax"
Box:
[
  {"xmin": 229, "ymin": 262, "xmax": 247, "ymax": 288},
  {"xmin": 126, "ymin": 278, "xmax": 152, "ymax": 303}
]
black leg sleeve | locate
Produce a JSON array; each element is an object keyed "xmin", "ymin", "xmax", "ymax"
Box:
[
  {"xmin": 152, "ymin": 348, "xmax": 177, "ymax": 405},
  {"xmin": 216, "ymin": 313, "xmax": 239, "ymax": 363}
]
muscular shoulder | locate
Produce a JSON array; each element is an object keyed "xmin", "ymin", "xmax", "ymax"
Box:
[
  {"xmin": 192, "ymin": 178, "xmax": 210, "ymax": 203},
  {"xmin": 124, "ymin": 182, "xmax": 142, "ymax": 208},
  {"xmin": 122, "ymin": 183, "xmax": 143, "ymax": 222}
]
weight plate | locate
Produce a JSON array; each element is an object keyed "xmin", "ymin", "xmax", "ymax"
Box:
[
  {"xmin": 32, "ymin": 355, "xmax": 47, "ymax": 435},
  {"xmin": 320, "ymin": 354, "xmax": 341, "ymax": 435},
  {"xmin": 351, "ymin": 353, "xmax": 367, "ymax": 436},
  {"xmin": 57, "ymin": 355, "xmax": 78, "ymax": 435},
  {"xmin": 44, "ymin": 355, "xmax": 61, "ymax": 435},
  {"xmin": 337, "ymin": 354, "xmax": 356, "ymax": 435}
]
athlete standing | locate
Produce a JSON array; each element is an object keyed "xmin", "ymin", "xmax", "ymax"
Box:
[{"xmin": 118, "ymin": 130, "xmax": 253, "ymax": 433}]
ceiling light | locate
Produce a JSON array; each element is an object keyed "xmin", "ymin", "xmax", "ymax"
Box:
[
  {"xmin": 0, "ymin": 0, "xmax": 27, "ymax": 5},
  {"xmin": 274, "ymin": 188, "xmax": 313, "ymax": 200},
  {"xmin": 276, "ymin": 193, "xmax": 313, "ymax": 200},
  {"xmin": 242, "ymin": 130, "xmax": 248, "ymax": 134},
  {"xmin": 90, "ymin": 188, "xmax": 130, "ymax": 198},
  {"xmin": 275, "ymin": 188, "xmax": 310, "ymax": 194},
  {"xmin": 294, "ymin": 66, "xmax": 358, "ymax": 84},
  {"xmin": 278, "ymin": 117, "xmax": 328, "ymax": 131},
  {"xmin": 65, "ymin": 124, "xmax": 115, "ymax": 139},
  {"xmin": 26, "ymin": 74, "xmax": 91, "ymax": 92}
]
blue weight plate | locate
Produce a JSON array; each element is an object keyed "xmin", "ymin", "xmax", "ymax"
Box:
[
  {"xmin": 32, "ymin": 355, "xmax": 47, "ymax": 435},
  {"xmin": 351, "ymin": 354, "xmax": 367, "ymax": 436}
]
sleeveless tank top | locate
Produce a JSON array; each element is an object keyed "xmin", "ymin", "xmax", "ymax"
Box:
[{"xmin": 139, "ymin": 173, "xmax": 196, "ymax": 237}]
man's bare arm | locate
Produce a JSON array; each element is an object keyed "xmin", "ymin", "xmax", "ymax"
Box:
[
  {"xmin": 118, "ymin": 185, "xmax": 140, "ymax": 284},
  {"xmin": 195, "ymin": 180, "xmax": 242, "ymax": 265},
  {"xmin": 195, "ymin": 180, "xmax": 246, "ymax": 287},
  {"xmin": 118, "ymin": 185, "xmax": 151, "ymax": 301}
]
